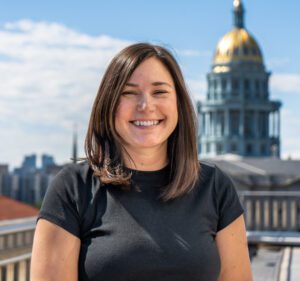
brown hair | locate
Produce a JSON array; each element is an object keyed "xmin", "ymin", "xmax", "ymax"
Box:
[{"xmin": 84, "ymin": 43, "xmax": 200, "ymax": 201}]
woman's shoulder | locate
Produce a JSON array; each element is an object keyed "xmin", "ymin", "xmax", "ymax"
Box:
[
  {"xmin": 54, "ymin": 161, "xmax": 93, "ymax": 183},
  {"xmin": 198, "ymin": 160, "xmax": 217, "ymax": 183},
  {"xmin": 47, "ymin": 161, "xmax": 97, "ymax": 199},
  {"xmin": 198, "ymin": 160, "xmax": 233, "ymax": 186}
]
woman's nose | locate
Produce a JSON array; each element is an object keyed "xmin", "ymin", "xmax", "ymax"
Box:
[{"xmin": 137, "ymin": 94, "xmax": 154, "ymax": 112}]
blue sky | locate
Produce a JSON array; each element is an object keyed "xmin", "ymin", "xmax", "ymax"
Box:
[{"xmin": 0, "ymin": 0, "xmax": 299, "ymax": 169}]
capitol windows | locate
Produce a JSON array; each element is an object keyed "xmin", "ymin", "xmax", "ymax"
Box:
[
  {"xmin": 213, "ymin": 79, "xmax": 218, "ymax": 99},
  {"xmin": 258, "ymin": 112, "xmax": 268, "ymax": 137},
  {"xmin": 213, "ymin": 79, "xmax": 217, "ymax": 90},
  {"xmin": 216, "ymin": 143, "xmax": 223, "ymax": 154},
  {"xmin": 216, "ymin": 111, "xmax": 224, "ymax": 136},
  {"xmin": 208, "ymin": 80, "xmax": 211, "ymax": 90},
  {"xmin": 243, "ymin": 46, "xmax": 249, "ymax": 55},
  {"xmin": 230, "ymin": 143, "xmax": 238, "ymax": 153},
  {"xmin": 244, "ymin": 112, "xmax": 254, "ymax": 137},
  {"xmin": 244, "ymin": 79, "xmax": 250, "ymax": 99},
  {"xmin": 261, "ymin": 112, "xmax": 268, "ymax": 137},
  {"xmin": 246, "ymin": 144, "xmax": 253, "ymax": 155},
  {"xmin": 221, "ymin": 78, "xmax": 227, "ymax": 90},
  {"xmin": 232, "ymin": 78, "xmax": 239, "ymax": 96},
  {"xmin": 255, "ymin": 80, "xmax": 260, "ymax": 98},
  {"xmin": 263, "ymin": 80, "xmax": 268, "ymax": 99},
  {"xmin": 260, "ymin": 144, "xmax": 266, "ymax": 155},
  {"xmin": 206, "ymin": 143, "xmax": 211, "ymax": 153},
  {"xmin": 252, "ymin": 47, "xmax": 258, "ymax": 55},
  {"xmin": 221, "ymin": 79, "xmax": 227, "ymax": 99},
  {"xmin": 230, "ymin": 110, "xmax": 240, "ymax": 136}
]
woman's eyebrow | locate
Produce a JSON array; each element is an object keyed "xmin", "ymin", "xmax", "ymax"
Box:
[
  {"xmin": 125, "ymin": 81, "xmax": 173, "ymax": 88},
  {"xmin": 152, "ymin": 81, "xmax": 173, "ymax": 88},
  {"xmin": 125, "ymin": 82, "xmax": 139, "ymax": 87}
]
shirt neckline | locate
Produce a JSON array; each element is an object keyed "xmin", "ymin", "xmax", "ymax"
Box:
[{"xmin": 126, "ymin": 164, "xmax": 171, "ymax": 188}]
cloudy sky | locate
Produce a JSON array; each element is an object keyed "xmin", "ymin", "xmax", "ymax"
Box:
[{"xmin": 0, "ymin": 0, "xmax": 299, "ymax": 169}]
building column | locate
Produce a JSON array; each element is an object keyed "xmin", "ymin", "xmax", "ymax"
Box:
[
  {"xmin": 224, "ymin": 109, "xmax": 229, "ymax": 137},
  {"xmin": 203, "ymin": 112, "xmax": 208, "ymax": 136},
  {"xmin": 201, "ymin": 113, "xmax": 205, "ymax": 136},
  {"xmin": 221, "ymin": 111, "xmax": 225, "ymax": 136},
  {"xmin": 239, "ymin": 109, "xmax": 244, "ymax": 137},
  {"xmin": 210, "ymin": 112, "xmax": 213, "ymax": 136},
  {"xmin": 207, "ymin": 112, "xmax": 211, "ymax": 136},
  {"xmin": 272, "ymin": 111, "xmax": 276, "ymax": 137},
  {"xmin": 269, "ymin": 112, "xmax": 273, "ymax": 137},
  {"xmin": 212, "ymin": 111, "xmax": 216, "ymax": 137},
  {"xmin": 253, "ymin": 111, "xmax": 258, "ymax": 138}
]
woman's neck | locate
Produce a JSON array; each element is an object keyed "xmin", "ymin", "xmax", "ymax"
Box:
[{"xmin": 122, "ymin": 145, "xmax": 168, "ymax": 171}]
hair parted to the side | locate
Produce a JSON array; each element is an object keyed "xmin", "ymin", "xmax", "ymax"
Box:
[{"xmin": 84, "ymin": 42, "xmax": 200, "ymax": 201}]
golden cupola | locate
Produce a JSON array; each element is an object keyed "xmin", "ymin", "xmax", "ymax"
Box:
[{"xmin": 213, "ymin": 0, "xmax": 263, "ymax": 65}]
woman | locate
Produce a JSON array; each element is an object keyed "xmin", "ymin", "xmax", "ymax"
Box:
[{"xmin": 31, "ymin": 43, "xmax": 253, "ymax": 281}]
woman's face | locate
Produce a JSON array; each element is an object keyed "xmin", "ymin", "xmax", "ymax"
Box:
[{"xmin": 115, "ymin": 57, "xmax": 178, "ymax": 154}]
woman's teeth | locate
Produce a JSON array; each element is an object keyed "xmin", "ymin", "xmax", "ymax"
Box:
[{"xmin": 133, "ymin": 120, "xmax": 160, "ymax": 126}]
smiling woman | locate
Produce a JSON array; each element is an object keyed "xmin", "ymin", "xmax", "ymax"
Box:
[
  {"xmin": 83, "ymin": 43, "xmax": 200, "ymax": 200},
  {"xmin": 31, "ymin": 43, "xmax": 253, "ymax": 281}
]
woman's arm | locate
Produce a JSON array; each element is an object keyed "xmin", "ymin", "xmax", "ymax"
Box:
[
  {"xmin": 30, "ymin": 219, "xmax": 81, "ymax": 281},
  {"xmin": 215, "ymin": 214, "xmax": 253, "ymax": 281}
]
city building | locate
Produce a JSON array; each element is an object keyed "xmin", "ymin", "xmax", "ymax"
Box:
[
  {"xmin": 21, "ymin": 154, "xmax": 37, "ymax": 172},
  {"xmin": 41, "ymin": 154, "xmax": 55, "ymax": 170},
  {"xmin": 1, "ymin": 154, "xmax": 63, "ymax": 205},
  {"xmin": 197, "ymin": 0, "xmax": 281, "ymax": 158},
  {"xmin": 0, "ymin": 165, "xmax": 10, "ymax": 197}
]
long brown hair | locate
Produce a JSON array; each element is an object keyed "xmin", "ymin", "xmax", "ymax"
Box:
[{"xmin": 85, "ymin": 43, "xmax": 200, "ymax": 201}]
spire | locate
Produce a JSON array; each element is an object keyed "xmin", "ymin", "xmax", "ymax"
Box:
[
  {"xmin": 72, "ymin": 123, "xmax": 78, "ymax": 163},
  {"xmin": 233, "ymin": 0, "xmax": 245, "ymax": 28}
]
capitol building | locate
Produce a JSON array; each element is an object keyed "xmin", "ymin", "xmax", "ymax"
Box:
[{"xmin": 197, "ymin": 0, "xmax": 281, "ymax": 158}]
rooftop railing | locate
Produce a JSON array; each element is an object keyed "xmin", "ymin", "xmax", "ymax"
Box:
[
  {"xmin": 240, "ymin": 191, "xmax": 300, "ymax": 246},
  {"xmin": 0, "ymin": 217, "xmax": 35, "ymax": 281}
]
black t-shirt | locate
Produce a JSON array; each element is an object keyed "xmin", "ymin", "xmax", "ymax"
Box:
[{"xmin": 37, "ymin": 161, "xmax": 243, "ymax": 281}]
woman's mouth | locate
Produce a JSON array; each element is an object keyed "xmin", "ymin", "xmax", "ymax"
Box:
[{"xmin": 130, "ymin": 120, "xmax": 163, "ymax": 127}]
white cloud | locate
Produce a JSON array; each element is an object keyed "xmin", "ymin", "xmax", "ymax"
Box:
[
  {"xmin": 186, "ymin": 78, "xmax": 206, "ymax": 102},
  {"xmin": 178, "ymin": 49, "xmax": 211, "ymax": 57},
  {"xmin": 267, "ymin": 57, "xmax": 290, "ymax": 68},
  {"xmin": 270, "ymin": 74, "xmax": 300, "ymax": 94},
  {"xmin": 0, "ymin": 19, "xmax": 131, "ymax": 169}
]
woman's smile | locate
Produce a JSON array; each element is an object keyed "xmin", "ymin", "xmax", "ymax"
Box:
[{"xmin": 130, "ymin": 119, "xmax": 163, "ymax": 127}]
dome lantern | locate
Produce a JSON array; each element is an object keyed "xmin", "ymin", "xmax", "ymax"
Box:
[{"xmin": 233, "ymin": 0, "xmax": 245, "ymax": 28}]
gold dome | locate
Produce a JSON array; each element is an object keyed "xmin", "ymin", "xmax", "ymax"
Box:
[{"xmin": 213, "ymin": 28, "xmax": 263, "ymax": 64}]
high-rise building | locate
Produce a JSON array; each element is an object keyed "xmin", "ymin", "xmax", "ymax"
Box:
[
  {"xmin": 41, "ymin": 154, "xmax": 55, "ymax": 170},
  {"xmin": 21, "ymin": 154, "xmax": 37, "ymax": 172},
  {"xmin": 0, "ymin": 164, "xmax": 9, "ymax": 196},
  {"xmin": 197, "ymin": 0, "xmax": 281, "ymax": 158}
]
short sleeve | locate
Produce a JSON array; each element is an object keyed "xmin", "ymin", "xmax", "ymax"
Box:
[
  {"xmin": 37, "ymin": 166, "xmax": 81, "ymax": 238},
  {"xmin": 214, "ymin": 166, "xmax": 244, "ymax": 232}
]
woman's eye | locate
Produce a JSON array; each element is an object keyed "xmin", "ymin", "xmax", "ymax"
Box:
[
  {"xmin": 121, "ymin": 91, "xmax": 138, "ymax": 96},
  {"xmin": 154, "ymin": 90, "xmax": 167, "ymax": 95}
]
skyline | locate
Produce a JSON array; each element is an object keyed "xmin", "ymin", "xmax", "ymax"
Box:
[{"xmin": 0, "ymin": 0, "xmax": 300, "ymax": 169}]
